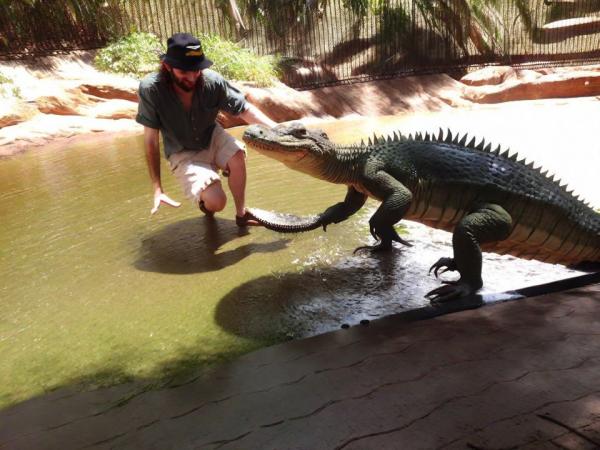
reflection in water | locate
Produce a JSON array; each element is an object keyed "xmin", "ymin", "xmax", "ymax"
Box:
[{"xmin": 136, "ymin": 216, "xmax": 290, "ymax": 274}]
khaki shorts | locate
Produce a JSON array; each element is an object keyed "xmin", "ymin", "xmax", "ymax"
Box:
[{"xmin": 168, "ymin": 125, "xmax": 245, "ymax": 203}]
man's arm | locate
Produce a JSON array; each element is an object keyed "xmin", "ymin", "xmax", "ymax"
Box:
[
  {"xmin": 238, "ymin": 103, "xmax": 277, "ymax": 128},
  {"xmin": 143, "ymin": 126, "xmax": 181, "ymax": 215}
]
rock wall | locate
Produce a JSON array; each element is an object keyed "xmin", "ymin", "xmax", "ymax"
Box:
[{"xmin": 1, "ymin": 50, "xmax": 600, "ymax": 157}]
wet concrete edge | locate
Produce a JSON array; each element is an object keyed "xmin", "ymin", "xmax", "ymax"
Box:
[{"xmin": 343, "ymin": 271, "xmax": 600, "ymax": 334}]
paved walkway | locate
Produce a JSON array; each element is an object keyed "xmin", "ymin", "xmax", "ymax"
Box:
[{"xmin": 1, "ymin": 282, "xmax": 599, "ymax": 450}]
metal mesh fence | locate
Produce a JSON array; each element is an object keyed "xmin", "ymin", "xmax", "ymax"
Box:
[{"xmin": 2, "ymin": 0, "xmax": 600, "ymax": 89}]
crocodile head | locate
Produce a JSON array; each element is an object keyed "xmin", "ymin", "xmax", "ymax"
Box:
[{"xmin": 243, "ymin": 122, "xmax": 333, "ymax": 176}]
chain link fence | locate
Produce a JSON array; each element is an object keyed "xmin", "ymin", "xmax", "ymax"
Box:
[{"xmin": 2, "ymin": 0, "xmax": 600, "ymax": 88}]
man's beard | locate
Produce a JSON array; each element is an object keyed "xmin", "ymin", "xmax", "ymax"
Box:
[{"xmin": 169, "ymin": 70, "xmax": 197, "ymax": 92}]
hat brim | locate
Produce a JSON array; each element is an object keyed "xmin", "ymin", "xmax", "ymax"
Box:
[{"xmin": 161, "ymin": 54, "xmax": 213, "ymax": 71}]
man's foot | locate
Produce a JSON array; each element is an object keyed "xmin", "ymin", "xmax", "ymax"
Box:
[
  {"xmin": 199, "ymin": 201, "xmax": 215, "ymax": 217},
  {"xmin": 236, "ymin": 210, "xmax": 262, "ymax": 227}
]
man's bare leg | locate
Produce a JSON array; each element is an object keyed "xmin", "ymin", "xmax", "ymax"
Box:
[
  {"xmin": 225, "ymin": 151, "xmax": 248, "ymax": 217},
  {"xmin": 226, "ymin": 151, "xmax": 260, "ymax": 226}
]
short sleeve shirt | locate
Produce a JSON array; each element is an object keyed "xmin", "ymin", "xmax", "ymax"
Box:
[{"xmin": 136, "ymin": 69, "xmax": 247, "ymax": 158}]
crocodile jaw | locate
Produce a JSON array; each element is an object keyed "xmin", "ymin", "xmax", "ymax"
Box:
[
  {"xmin": 243, "ymin": 137, "xmax": 308, "ymax": 164},
  {"xmin": 243, "ymin": 123, "xmax": 329, "ymax": 170}
]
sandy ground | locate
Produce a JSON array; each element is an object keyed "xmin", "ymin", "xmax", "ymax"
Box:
[{"xmin": 2, "ymin": 51, "xmax": 600, "ymax": 159}]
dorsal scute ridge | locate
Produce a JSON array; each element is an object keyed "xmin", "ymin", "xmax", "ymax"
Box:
[{"xmin": 361, "ymin": 129, "xmax": 593, "ymax": 209}]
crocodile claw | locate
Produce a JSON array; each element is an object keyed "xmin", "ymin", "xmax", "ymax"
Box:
[
  {"xmin": 369, "ymin": 224, "xmax": 412, "ymax": 247},
  {"xmin": 353, "ymin": 241, "xmax": 393, "ymax": 254},
  {"xmin": 428, "ymin": 257, "xmax": 457, "ymax": 278},
  {"xmin": 369, "ymin": 224, "xmax": 378, "ymax": 241},
  {"xmin": 425, "ymin": 281, "xmax": 475, "ymax": 303}
]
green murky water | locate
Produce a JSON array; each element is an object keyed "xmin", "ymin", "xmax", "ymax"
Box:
[
  {"xmin": 1, "ymin": 107, "xmax": 592, "ymax": 409},
  {"xmin": 0, "ymin": 126, "xmax": 364, "ymax": 408}
]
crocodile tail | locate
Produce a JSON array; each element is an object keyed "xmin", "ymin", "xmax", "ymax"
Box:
[{"xmin": 246, "ymin": 207, "xmax": 323, "ymax": 233}]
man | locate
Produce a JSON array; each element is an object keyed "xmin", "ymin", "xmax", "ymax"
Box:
[{"xmin": 136, "ymin": 32, "xmax": 276, "ymax": 225}]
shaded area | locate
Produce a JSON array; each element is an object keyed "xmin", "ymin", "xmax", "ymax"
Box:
[
  {"xmin": 135, "ymin": 216, "xmax": 290, "ymax": 274},
  {"xmin": 1, "ymin": 283, "xmax": 598, "ymax": 450},
  {"xmin": 214, "ymin": 250, "xmax": 424, "ymax": 340},
  {"xmin": 0, "ymin": 0, "xmax": 125, "ymax": 56}
]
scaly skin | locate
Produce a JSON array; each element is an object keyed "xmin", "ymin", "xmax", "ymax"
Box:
[
  {"xmin": 243, "ymin": 123, "xmax": 600, "ymax": 302},
  {"xmin": 246, "ymin": 207, "xmax": 323, "ymax": 232}
]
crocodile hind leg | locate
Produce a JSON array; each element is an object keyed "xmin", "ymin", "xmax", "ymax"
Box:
[
  {"xmin": 356, "ymin": 169, "xmax": 413, "ymax": 252},
  {"xmin": 426, "ymin": 203, "xmax": 512, "ymax": 303}
]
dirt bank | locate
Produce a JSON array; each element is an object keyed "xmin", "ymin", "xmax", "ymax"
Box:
[{"xmin": 1, "ymin": 50, "xmax": 600, "ymax": 157}]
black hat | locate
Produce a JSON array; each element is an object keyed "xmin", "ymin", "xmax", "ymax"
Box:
[{"xmin": 161, "ymin": 33, "xmax": 213, "ymax": 71}]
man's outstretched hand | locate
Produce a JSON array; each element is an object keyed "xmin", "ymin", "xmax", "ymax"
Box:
[{"xmin": 151, "ymin": 189, "xmax": 181, "ymax": 215}]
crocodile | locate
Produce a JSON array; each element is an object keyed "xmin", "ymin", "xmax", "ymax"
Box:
[{"xmin": 243, "ymin": 122, "xmax": 600, "ymax": 302}]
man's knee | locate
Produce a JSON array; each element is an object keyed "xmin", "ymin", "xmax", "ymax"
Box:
[
  {"xmin": 226, "ymin": 150, "xmax": 246, "ymax": 172},
  {"xmin": 201, "ymin": 182, "xmax": 227, "ymax": 212}
]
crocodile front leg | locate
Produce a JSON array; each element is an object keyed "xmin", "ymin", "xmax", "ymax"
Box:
[
  {"xmin": 319, "ymin": 186, "xmax": 368, "ymax": 230},
  {"xmin": 427, "ymin": 203, "xmax": 513, "ymax": 302},
  {"xmin": 357, "ymin": 166, "xmax": 413, "ymax": 252}
]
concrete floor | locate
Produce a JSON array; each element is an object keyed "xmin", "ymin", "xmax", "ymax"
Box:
[{"xmin": 1, "ymin": 281, "xmax": 599, "ymax": 450}]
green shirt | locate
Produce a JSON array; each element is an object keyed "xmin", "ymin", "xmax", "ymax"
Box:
[{"xmin": 135, "ymin": 70, "xmax": 247, "ymax": 158}]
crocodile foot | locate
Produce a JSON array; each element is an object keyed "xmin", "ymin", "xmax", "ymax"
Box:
[
  {"xmin": 369, "ymin": 223, "xmax": 412, "ymax": 247},
  {"xmin": 428, "ymin": 257, "xmax": 457, "ymax": 278},
  {"xmin": 425, "ymin": 280, "xmax": 476, "ymax": 303},
  {"xmin": 353, "ymin": 240, "xmax": 393, "ymax": 254}
]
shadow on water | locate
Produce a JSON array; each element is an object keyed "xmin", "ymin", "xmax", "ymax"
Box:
[
  {"xmin": 213, "ymin": 249, "xmax": 437, "ymax": 340},
  {"xmin": 134, "ymin": 216, "xmax": 290, "ymax": 274}
]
